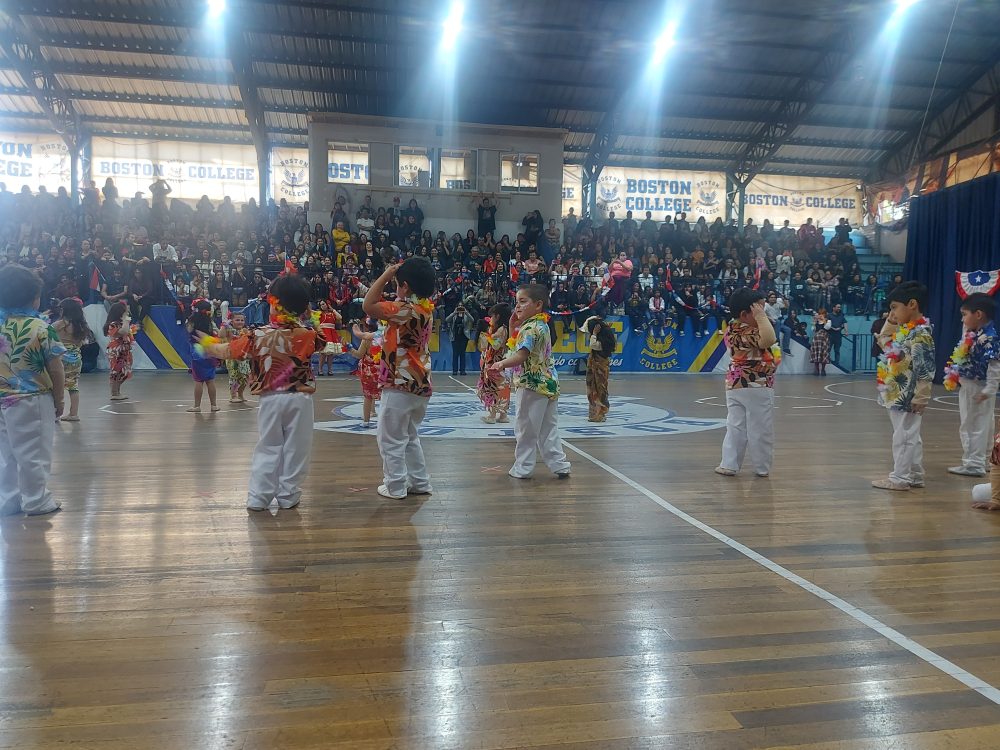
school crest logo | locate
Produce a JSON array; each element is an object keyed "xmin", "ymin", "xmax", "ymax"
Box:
[
  {"xmin": 695, "ymin": 179, "xmax": 722, "ymax": 215},
  {"xmin": 789, "ymin": 193, "xmax": 805, "ymax": 210},
  {"xmin": 398, "ymin": 162, "xmax": 421, "ymax": 187},
  {"xmin": 640, "ymin": 328, "xmax": 679, "ymax": 371},
  {"xmin": 597, "ymin": 174, "xmax": 623, "ymax": 212},
  {"xmin": 278, "ymin": 157, "xmax": 309, "ymax": 199},
  {"xmin": 316, "ymin": 392, "xmax": 723, "ymax": 439},
  {"xmin": 166, "ymin": 159, "xmax": 185, "ymax": 181}
]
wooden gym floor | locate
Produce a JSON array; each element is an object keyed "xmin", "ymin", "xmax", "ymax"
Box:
[{"xmin": 3, "ymin": 370, "xmax": 1000, "ymax": 749}]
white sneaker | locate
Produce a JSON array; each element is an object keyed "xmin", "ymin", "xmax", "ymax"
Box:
[
  {"xmin": 948, "ymin": 465, "xmax": 986, "ymax": 477},
  {"xmin": 377, "ymin": 484, "xmax": 406, "ymax": 500},
  {"xmin": 714, "ymin": 466, "xmax": 737, "ymax": 477},
  {"xmin": 407, "ymin": 485, "xmax": 433, "ymax": 496},
  {"xmin": 276, "ymin": 497, "xmax": 300, "ymax": 509},
  {"xmin": 872, "ymin": 478, "xmax": 910, "ymax": 491}
]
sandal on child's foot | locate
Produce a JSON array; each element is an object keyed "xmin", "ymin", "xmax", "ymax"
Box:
[
  {"xmin": 714, "ymin": 466, "xmax": 737, "ymax": 477},
  {"xmin": 186, "ymin": 407, "xmax": 201, "ymax": 413},
  {"xmin": 481, "ymin": 415, "xmax": 496, "ymax": 424},
  {"xmin": 210, "ymin": 406, "xmax": 221, "ymax": 412},
  {"xmin": 496, "ymin": 414, "xmax": 509, "ymax": 423},
  {"xmin": 60, "ymin": 415, "xmax": 80, "ymax": 422},
  {"xmin": 110, "ymin": 395, "xmax": 127, "ymax": 401}
]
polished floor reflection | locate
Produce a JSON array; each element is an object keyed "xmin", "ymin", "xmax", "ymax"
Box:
[{"xmin": 2, "ymin": 372, "xmax": 1000, "ymax": 749}]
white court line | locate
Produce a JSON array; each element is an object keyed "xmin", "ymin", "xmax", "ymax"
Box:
[
  {"xmin": 449, "ymin": 372, "xmax": 1000, "ymax": 702},
  {"xmin": 561, "ymin": 440, "xmax": 1000, "ymax": 705},
  {"xmin": 823, "ymin": 381, "xmax": 965, "ymax": 413}
]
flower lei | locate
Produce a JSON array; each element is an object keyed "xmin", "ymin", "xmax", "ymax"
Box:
[
  {"xmin": 507, "ymin": 312, "xmax": 549, "ymax": 350},
  {"xmin": 194, "ymin": 334, "xmax": 222, "ymax": 358},
  {"xmin": 876, "ymin": 317, "xmax": 928, "ymax": 390},
  {"xmin": 268, "ymin": 294, "xmax": 312, "ymax": 327},
  {"xmin": 408, "ymin": 294, "xmax": 435, "ymax": 315},
  {"xmin": 944, "ymin": 329, "xmax": 974, "ymax": 391}
]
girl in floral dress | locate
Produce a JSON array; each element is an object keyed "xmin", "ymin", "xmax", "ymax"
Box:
[
  {"xmin": 476, "ymin": 303, "xmax": 511, "ymax": 424},
  {"xmin": 103, "ymin": 302, "xmax": 134, "ymax": 401},
  {"xmin": 350, "ymin": 319, "xmax": 382, "ymax": 428}
]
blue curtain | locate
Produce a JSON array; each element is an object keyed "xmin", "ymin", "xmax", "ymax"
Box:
[{"xmin": 904, "ymin": 171, "xmax": 1000, "ymax": 376}]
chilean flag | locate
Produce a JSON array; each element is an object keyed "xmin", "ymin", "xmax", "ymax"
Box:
[
  {"xmin": 89, "ymin": 264, "xmax": 100, "ymax": 292},
  {"xmin": 956, "ymin": 269, "xmax": 1000, "ymax": 299},
  {"xmin": 283, "ymin": 259, "xmax": 296, "ymax": 276}
]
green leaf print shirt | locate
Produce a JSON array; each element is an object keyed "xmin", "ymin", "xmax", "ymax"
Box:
[
  {"xmin": 0, "ymin": 315, "xmax": 67, "ymax": 402},
  {"xmin": 511, "ymin": 315, "xmax": 560, "ymax": 399}
]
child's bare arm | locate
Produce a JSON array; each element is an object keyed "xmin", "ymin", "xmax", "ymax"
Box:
[
  {"xmin": 46, "ymin": 356, "xmax": 65, "ymax": 418},
  {"xmin": 490, "ymin": 348, "xmax": 529, "ymax": 373}
]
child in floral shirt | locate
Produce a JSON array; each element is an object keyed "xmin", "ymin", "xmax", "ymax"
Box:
[
  {"xmin": 0, "ymin": 264, "xmax": 67, "ymax": 516},
  {"xmin": 873, "ymin": 281, "xmax": 935, "ymax": 491},
  {"xmin": 490, "ymin": 283, "xmax": 571, "ymax": 480},
  {"xmin": 716, "ymin": 288, "xmax": 780, "ymax": 478}
]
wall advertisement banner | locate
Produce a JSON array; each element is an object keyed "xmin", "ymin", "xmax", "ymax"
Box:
[
  {"xmin": 595, "ymin": 167, "xmax": 726, "ymax": 222},
  {"xmin": 561, "ymin": 164, "xmax": 581, "ymax": 219},
  {"xmin": 271, "ymin": 146, "xmax": 309, "ymax": 203},
  {"xmin": 92, "ymin": 138, "xmax": 258, "ymax": 203},
  {"xmin": 744, "ymin": 174, "xmax": 862, "ymax": 228},
  {"xmin": 0, "ymin": 133, "xmax": 71, "ymax": 188}
]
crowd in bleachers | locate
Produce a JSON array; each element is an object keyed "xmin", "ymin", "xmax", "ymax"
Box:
[{"xmin": 0, "ymin": 179, "xmax": 887, "ymax": 346}]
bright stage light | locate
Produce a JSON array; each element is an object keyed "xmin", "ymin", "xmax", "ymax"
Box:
[
  {"xmin": 651, "ymin": 20, "xmax": 678, "ymax": 65},
  {"xmin": 441, "ymin": 1, "xmax": 464, "ymax": 51},
  {"xmin": 207, "ymin": 0, "xmax": 225, "ymax": 19},
  {"xmin": 888, "ymin": 0, "xmax": 920, "ymax": 25}
]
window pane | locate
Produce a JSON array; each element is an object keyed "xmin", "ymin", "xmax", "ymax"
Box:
[
  {"xmin": 396, "ymin": 146, "xmax": 432, "ymax": 188},
  {"xmin": 439, "ymin": 149, "xmax": 477, "ymax": 190},
  {"xmin": 500, "ymin": 153, "xmax": 539, "ymax": 193},
  {"xmin": 327, "ymin": 142, "xmax": 369, "ymax": 184}
]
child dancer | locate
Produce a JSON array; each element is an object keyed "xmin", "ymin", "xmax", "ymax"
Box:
[
  {"xmin": 582, "ymin": 314, "xmax": 616, "ymax": 422},
  {"xmin": 477, "ymin": 303, "xmax": 511, "ymax": 424},
  {"xmin": 715, "ymin": 288, "xmax": 780, "ymax": 478},
  {"xmin": 0, "ymin": 264, "xmax": 66, "ymax": 516},
  {"xmin": 810, "ymin": 308, "xmax": 831, "ymax": 376},
  {"xmin": 362, "ymin": 257, "xmax": 436, "ymax": 500},
  {"xmin": 53, "ymin": 297, "xmax": 93, "ymax": 422},
  {"xmin": 221, "ymin": 311, "xmax": 251, "ymax": 404},
  {"xmin": 489, "ymin": 284, "xmax": 571, "ymax": 480},
  {"xmin": 944, "ymin": 293, "xmax": 999, "ymax": 477},
  {"xmin": 198, "ymin": 275, "xmax": 325, "ymax": 511},
  {"xmin": 186, "ymin": 299, "xmax": 220, "ymax": 413},
  {"xmin": 872, "ymin": 281, "xmax": 934, "ymax": 491},
  {"xmin": 349, "ymin": 319, "xmax": 382, "ymax": 428},
  {"xmin": 316, "ymin": 300, "xmax": 343, "ymax": 376},
  {"xmin": 103, "ymin": 302, "xmax": 134, "ymax": 401}
]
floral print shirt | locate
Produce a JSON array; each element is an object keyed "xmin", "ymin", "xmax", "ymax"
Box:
[
  {"xmin": 956, "ymin": 322, "xmax": 999, "ymax": 381},
  {"xmin": 0, "ymin": 313, "xmax": 67, "ymax": 402},
  {"xmin": 227, "ymin": 325, "xmax": 324, "ymax": 395},
  {"xmin": 371, "ymin": 299, "xmax": 433, "ymax": 397},
  {"xmin": 724, "ymin": 319, "xmax": 780, "ymax": 390},
  {"xmin": 876, "ymin": 318, "xmax": 935, "ymax": 412},
  {"xmin": 511, "ymin": 315, "xmax": 559, "ymax": 399}
]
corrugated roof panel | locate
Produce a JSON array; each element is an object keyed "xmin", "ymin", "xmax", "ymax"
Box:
[
  {"xmin": 41, "ymin": 46, "xmax": 231, "ymax": 75},
  {"xmin": 0, "ymin": 115, "xmax": 52, "ymax": 133},
  {"xmin": 0, "ymin": 69, "xmax": 26, "ymax": 88},
  {"xmin": 72, "ymin": 99, "xmax": 247, "ymax": 126},
  {"xmin": 0, "ymin": 95, "xmax": 45, "ymax": 114},
  {"xmin": 263, "ymin": 111, "xmax": 308, "ymax": 133},
  {"xmin": 791, "ymin": 124, "xmax": 905, "ymax": 147},
  {"xmin": 55, "ymin": 73, "xmax": 240, "ymax": 103},
  {"xmin": 91, "ymin": 126, "xmax": 252, "ymax": 144},
  {"xmin": 774, "ymin": 145, "xmax": 888, "ymax": 163}
]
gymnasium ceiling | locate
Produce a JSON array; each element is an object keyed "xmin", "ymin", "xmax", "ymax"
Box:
[{"xmin": 0, "ymin": 0, "xmax": 999, "ymax": 182}]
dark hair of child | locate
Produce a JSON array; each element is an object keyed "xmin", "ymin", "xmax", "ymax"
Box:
[
  {"xmin": 886, "ymin": 280, "xmax": 928, "ymax": 311},
  {"xmin": 519, "ymin": 283, "xmax": 550, "ymax": 307},
  {"xmin": 960, "ymin": 292, "xmax": 994, "ymax": 320},
  {"xmin": 0, "ymin": 264, "xmax": 43, "ymax": 309},
  {"xmin": 396, "ymin": 256, "xmax": 436, "ymax": 298},
  {"xmin": 103, "ymin": 301, "xmax": 127, "ymax": 336},
  {"xmin": 59, "ymin": 297, "xmax": 92, "ymax": 342},
  {"xmin": 489, "ymin": 303, "xmax": 512, "ymax": 332},
  {"xmin": 269, "ymin": 274, "xmax": 312, "ymax": 316},
  {"xmin": 188, "ymin": 299, "xmax": 214, "ymax": 336},
  {"xmin": 727, "ymin": 287, "xmax": 766, "ymax": 318}
]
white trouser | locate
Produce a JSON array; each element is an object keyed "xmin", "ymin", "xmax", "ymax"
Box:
[
  {"xmin": 376, "ymin": 389, "xmax": 431, "ymax": 497},
  {"xmin": 959, "ymin": 385, "xmax": 995, "ymax": 472},
  {"xmin": 720, "ymin": 387, "xmax": 774, "ymax": 474},
  {"xmin": 889, "ymin": 409, "xmax": 924, "ymax": 485},
  {"xmin": 248, "ymin": 392, "xmax": 314, "ymax": 506},
  {"xmin": 0, "ymin": 395, "xmax": 58, "ymax": 516},
  {"xmin": 511, "ymin": 389, "xmax": 571, "ymax": 478}
]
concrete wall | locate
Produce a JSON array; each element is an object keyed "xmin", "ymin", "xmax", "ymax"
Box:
[
  {"xmin": 878, "ymin": 225, "xmax": 908, "ymax": 263},
  {"xmin": 307, "ymin": 114, "xmax": 565, "ymax": 240}
]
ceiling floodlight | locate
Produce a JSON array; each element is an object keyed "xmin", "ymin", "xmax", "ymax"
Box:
[
  {"xmin": 207, "ymin": 0, "xmax": 225, "ymax": 20},
  {"xmin": 441, "ymin": 1, "xmax": 464, "ymax": 51},
  {"xmin": 651, "ymin": 20, "xmax": 678, "ymax": 66}
]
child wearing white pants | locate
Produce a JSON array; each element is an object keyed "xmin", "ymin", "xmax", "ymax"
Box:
[
  {"xmin": 490, "ymin": 284, "xmax": 571, "ymax": 480},
  {"xmin": 202, "ymin": 274, "xmax": 325, "ymax": 511},
  {"xmin": 872, "ymin": 281, "xmax": 935, "ymax": 492},
  {"xmin": 0, "ymin": 265, "xmax": 67, "ymax": 517},
  {"xmin": 715, "ymin": 288, "xmax": 778, "ymax": 478},
  {"xmin": 363, "ymin": 258, "xmax": 437, "ymax": 500},
  {"xmin": 947, "ymin": 294, "xmax": 1000, "ymax": 478}
]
